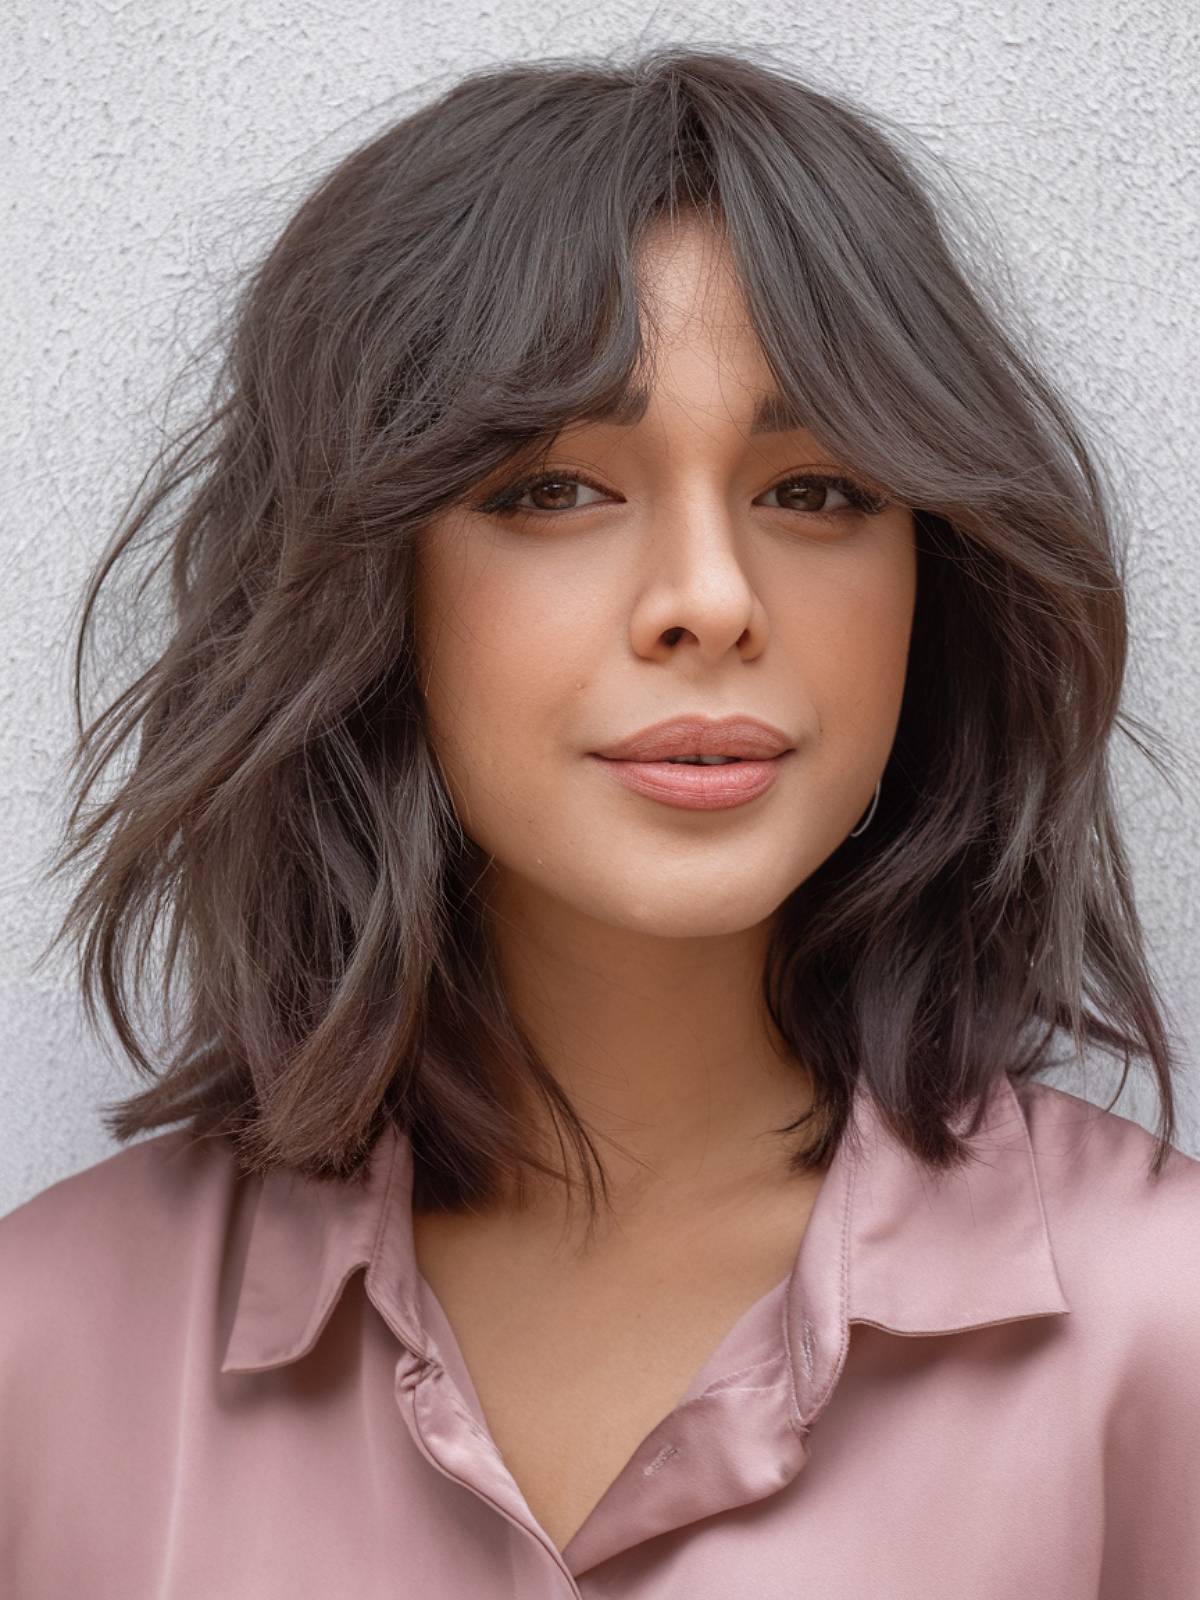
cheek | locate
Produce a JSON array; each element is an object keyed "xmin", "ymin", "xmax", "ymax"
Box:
[
  {"xmin": 416, "ymin": 549, "xmax": 587, "ymax": 799},
  {"xmin": 793, "ymin": 546, "xmax": 916, "ymax": 741}
]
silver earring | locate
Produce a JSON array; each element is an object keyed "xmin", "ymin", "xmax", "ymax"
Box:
[{"xmin": 849, "ymin": 777, "xmax": 881, "ymax": 837}]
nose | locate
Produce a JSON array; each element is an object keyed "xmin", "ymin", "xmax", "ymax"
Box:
[{"xmin": 628, "ymin": 494, "xmax": 764, "ymax": 665}]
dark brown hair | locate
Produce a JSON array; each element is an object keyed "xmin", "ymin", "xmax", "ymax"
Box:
[{"xmin": 38, "ymin": 43, "xmax": 1188, "ymax": 1228}]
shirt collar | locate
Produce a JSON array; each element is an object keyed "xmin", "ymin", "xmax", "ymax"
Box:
[{"xmin": 220, "ymin": 1071, "xmax": 1070, "ymax": 1414}]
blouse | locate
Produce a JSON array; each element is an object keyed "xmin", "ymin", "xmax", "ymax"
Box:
[{"xmin": 1, "ymin": 1070, "xmax": 1198, "ymax": 1597}]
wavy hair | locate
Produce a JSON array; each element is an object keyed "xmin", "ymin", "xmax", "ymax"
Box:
[{"xmin": 38, "ymin": 43, "xmax": 1187, "ymax": 1228}]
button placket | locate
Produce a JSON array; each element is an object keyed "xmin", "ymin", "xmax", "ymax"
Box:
[
  {"xmin": 393, "ymin": 1352, "xmax": 584, "ymax": 1599},
  {"xmin": 562, "ymin": 1353, "xmax": 812, "ymax": 1577}
]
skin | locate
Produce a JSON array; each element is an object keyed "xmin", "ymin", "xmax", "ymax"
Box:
[{"xmin": 413, "ymin": 214, "xmax": 917, "ymax": 1242}]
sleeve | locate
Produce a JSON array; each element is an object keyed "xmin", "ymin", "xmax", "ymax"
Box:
[
  {"xmin": 1096, "ymin": 1166, "xmax": 1200, "ymax": 1597},
  {"xmin": 0, "ymin": 1183, "xmax": 66, "ymax": 1595}
]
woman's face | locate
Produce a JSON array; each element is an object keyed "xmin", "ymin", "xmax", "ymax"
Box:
[{"xmin": 414, "ymin": 218, "xmax": 917, "ymax": 940}]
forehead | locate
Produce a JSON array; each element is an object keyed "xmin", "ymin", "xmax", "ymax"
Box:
[{"xmin": 579, "ymin": 380, "xmax": 811, "ymax": 439}]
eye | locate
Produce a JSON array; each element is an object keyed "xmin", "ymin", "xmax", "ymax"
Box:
[
  {"xmin": 475, "ymin": 468, "xmax": 889, "ymax": 520},
  {"xmin": 759, "ymin": 472, "xmax": 889, "ymax": 517},
  {"xmin": 475, "ymin": 471, "xmax": 612, "ymax": 517}
]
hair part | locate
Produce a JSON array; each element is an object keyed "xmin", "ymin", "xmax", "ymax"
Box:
[{"xmin": 38, "ymin": 43, "xmax": 1188, "ymax": 1241}]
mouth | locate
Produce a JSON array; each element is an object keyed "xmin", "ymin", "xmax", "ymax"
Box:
[
  {"xmin": 589, "ymin": 750, "xmax": 790, "ymax": 811},
  {"xmin": 643, "ymin": 754, "xmax": 745, "ymax": 766},
  {"xmin": 592, "ymin": 714, "xmax": 794, "ymax": 763}
]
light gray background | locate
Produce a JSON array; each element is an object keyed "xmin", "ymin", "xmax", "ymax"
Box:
[{"xmin": 3, "ymin": 2, "xmax": 1198, "ymax": 1215}]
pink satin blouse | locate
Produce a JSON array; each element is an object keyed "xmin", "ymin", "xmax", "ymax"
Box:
[{"xmin": 2, "ymin": 1071, "xmax": 1198, "ymax": 1596}]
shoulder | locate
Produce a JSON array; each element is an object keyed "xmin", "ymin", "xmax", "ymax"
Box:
[
  {"xmin": 0, "ymin": 1128, "xmax": 248, "ymax": 1369},
  {"xmin": 1013, "ymin": 1075, "xmax": 1200, "ymax": 1223},
  {"xmin": 0, "ymin": 1125, "xmax": 244, "ymax": 1261},
  {"xmin": 1013, "ymin": 1081, "xmax": 1200, "ymax": 1587},
  {"xmin": 1012, "ymin": 1077, "xmax": 1200, "ymax": 1344}
]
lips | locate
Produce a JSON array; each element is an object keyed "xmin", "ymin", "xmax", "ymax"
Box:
[
  {"xmin": 592, "ymin": 714, "xmax": 794, "ymax": 763},
  {"xmin": 591, "ymin": 750, "xmax": 789, "ymax": 811}
]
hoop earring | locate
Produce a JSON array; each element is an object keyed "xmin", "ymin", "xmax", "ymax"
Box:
[{"xmin": 849, "ymin": 777, "xmax": 881, "ymax": 837}]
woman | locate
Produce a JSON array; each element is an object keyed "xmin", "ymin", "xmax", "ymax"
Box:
[{"xmin": 2, "ymin": 44, "xmax": 1197, "ymax": 1599}]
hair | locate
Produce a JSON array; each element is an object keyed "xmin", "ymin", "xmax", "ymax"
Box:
[{"xmin": 38, "ymin": 42, "xmax": 1188, "ymax": 1235}]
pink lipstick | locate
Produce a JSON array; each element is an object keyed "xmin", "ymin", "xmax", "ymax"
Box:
[
  {"xmin": 589, "ymin": 714, "xmax": 795, "ymax": 812},
  {"xmin": 590, "ymin": 751, "xmax": 788, "ymax": 810}
]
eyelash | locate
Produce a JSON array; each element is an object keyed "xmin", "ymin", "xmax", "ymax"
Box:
[{"xmin": 475, "ymin": 468, "xmax": 889, "ymax": 520}]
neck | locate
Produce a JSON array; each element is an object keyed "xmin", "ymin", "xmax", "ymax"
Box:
[{"xmin": 480, "ymin": 870, "xmax": 820, "ymax": 1222}]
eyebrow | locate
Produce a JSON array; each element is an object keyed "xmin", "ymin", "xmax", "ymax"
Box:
[{"xmin": 585, "ymin": 383, "xmax": 809, "ymax": 437}]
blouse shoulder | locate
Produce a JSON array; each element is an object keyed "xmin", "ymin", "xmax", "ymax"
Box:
[
  {"xmin": 1012, "ymin": 1081, "xmax": 1200, "ymax": 1593},
  {"xmin": 1013, "ymin": 1077, "xmax": 1200, "ymax": 1344},
  {"xmin": 0, "ymin": 1129, "xmax": 248, "ymax": 1377},
  {"xmin": 0, "ymin": 1126, "xmax": 242, "ymax": 1250},
  {"xmin": 1015, "ymin": 1075, "xmax": 1200, "ymax": 1215}
]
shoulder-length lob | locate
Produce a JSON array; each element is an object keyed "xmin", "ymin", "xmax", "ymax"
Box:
[{"xmin": 39, "ymin": 44, "xmax": 1186, "ymax": 1227}]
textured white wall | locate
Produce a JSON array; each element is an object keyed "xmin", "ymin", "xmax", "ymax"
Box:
[{"xmin": 3, "ymin": 2, "xmax": 1198, "ymax": 1213}]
